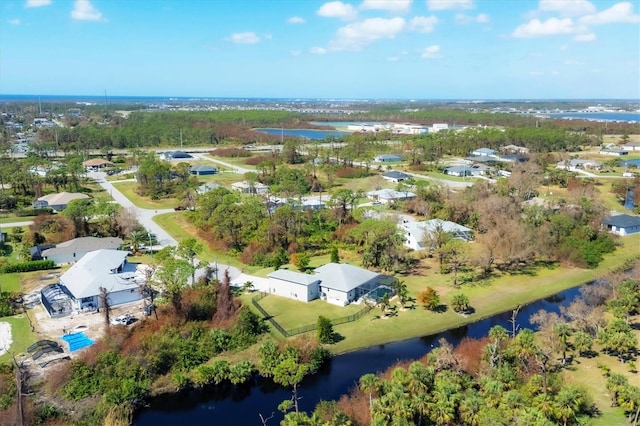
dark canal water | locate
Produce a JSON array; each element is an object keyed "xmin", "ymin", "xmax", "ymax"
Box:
[{"xmin": 135, "ymin": 285, "xmax": 584, "ymax": 425}]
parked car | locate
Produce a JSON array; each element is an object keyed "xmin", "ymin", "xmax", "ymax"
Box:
[{"xmin": 110, "ymin": 313, "xmax": 136, "ymax": 326}]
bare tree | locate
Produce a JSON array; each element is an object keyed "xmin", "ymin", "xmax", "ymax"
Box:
[{"xmin": 98, "ymin": 286, "xmax": 111, "ymax": 327}]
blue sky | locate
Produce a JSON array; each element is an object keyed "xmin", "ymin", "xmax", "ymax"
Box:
[{"xmin": 1, "ymin": 0, "xmax": 639, "ymax": 99}]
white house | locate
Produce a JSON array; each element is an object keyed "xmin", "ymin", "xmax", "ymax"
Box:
[
  {"xmin": 556, "ymin": 159, "xmax": 601, "ymax": 171},
  {"xmin": 57, "ymin": 249, "xmax": 145, "ymax": 313},
  {"xmin": 374, "ymin": 154, "xmax": 403, "ymax": 163},
  {"xmin": 367, "ymin": 189, "xmax": 416, "ymax": 204},
  {"xmin": 382, "ymin": 171, "xmax": 411, "ymax": 183},
  {"xmin": 401, "ymin": 219, "xmax": 473, "ymax": 251},
  {"xmin": 33, "ymin": 192, "xmax": 90, "ymax": 212},
  {"xmin": 601, "ymin": 214, "xmax": 640, "ymax": 236},
  {"xmin": 266, "ymin": 263, "xmax": 384, "ymax": 306},
  {"xmin": 41, "ymin": 236, "xmax": 124, "ymax": 265},
  {"xmin": 621, "ymin": 141, "xmax": 640, "ymax": 151},
  {"xmin": 471, "ymin": 148, "xmax": 498, "ymax": 157},
  {"xmin": 267, "ymin": 269, "xmax": 321, "ymax": 302},
  {"xmin": 599, "ymin": 148, "xmax": 628, "ymax": 156},
  {"xmin": 231, "ymin": 180, "xmax": 269, "ymax": 195}
]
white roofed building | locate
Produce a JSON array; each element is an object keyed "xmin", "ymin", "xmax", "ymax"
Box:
[{"xmin": 58, "ymin": 249, "xmax": 146, "ymax": 312}]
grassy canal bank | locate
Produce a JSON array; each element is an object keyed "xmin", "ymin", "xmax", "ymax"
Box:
[{"xmin": 157, "ymin": 212, "xmax": 640, "ymax": 355}]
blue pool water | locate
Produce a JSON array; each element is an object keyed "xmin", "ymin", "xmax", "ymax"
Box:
[{"xmin": 61, "ymin": 332, "xmax": 95, "ymax": 352}]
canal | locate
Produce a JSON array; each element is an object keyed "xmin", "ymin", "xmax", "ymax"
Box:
[{"xmin": 135, "ymin": 285, "xmax": 584, "ymax": 425}]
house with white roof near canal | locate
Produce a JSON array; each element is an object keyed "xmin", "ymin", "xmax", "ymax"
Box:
[
  {"xmin": 42, "ymin": 249, "xmax": 147, "ymax": 316},
  {"xmin": 266, "ymin": 263, "xmax": 389, "ymax": 306}
]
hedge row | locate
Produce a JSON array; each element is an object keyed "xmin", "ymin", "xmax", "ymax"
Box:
[{"xmin": 1, "ymin": 260, "xmax": 55, "ymax": 273}]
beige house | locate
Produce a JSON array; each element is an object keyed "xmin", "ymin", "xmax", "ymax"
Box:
[{"xmin": 33, "ymin": 192, "xmax": 90, "ymax": 212}]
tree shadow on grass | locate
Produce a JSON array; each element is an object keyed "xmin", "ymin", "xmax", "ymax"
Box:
[
  {"xmin": 330, "ymin": 332, "xmax": 345, "ymax": 343},
  {"xmin": 433, "ymin": 304, "xmax": 448, "ymax": 314}
]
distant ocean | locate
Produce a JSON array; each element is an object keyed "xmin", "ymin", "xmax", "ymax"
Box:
[{"xmin": 543, "ymin": 112, "xmax": 640, "ymax": 123}]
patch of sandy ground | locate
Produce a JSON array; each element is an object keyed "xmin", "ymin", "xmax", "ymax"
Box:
[{"xmin": 16, "ymin": 271, "xmax": 149, "ymax": 381}]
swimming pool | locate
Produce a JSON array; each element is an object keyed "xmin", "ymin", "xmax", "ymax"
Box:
[{"xmin": 61, "ymin": 332, "xmax": 95, "ymax": 352}]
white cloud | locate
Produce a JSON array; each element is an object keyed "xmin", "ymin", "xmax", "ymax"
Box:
[
  {"xmin": 9, "ymin": 19, "xmax": 21, "ymax": 25},
  {"xmin": 290, "ymin": 50, "xmax": 302, "ymax": 56},
  {"xmin": 579, "ymin": 2, "xmax": 640, "ymax": 25},
  {"xmin": 529, "ymin": 71, "xmax": 544, "ymax": 76},
  {"xmin": 228, "ymin": 32, "xmax": 261, "ymax": 44},
  {"xmin": 25, "ymin": 0, "xmax": 51, "ymax": 7},
  {"xmin": 455, "ymin": 13, "xmax": 489, "ymax": 24},
  {"xmin": 71, "ymin": 0, "xmax": 104, "ymax": 21},
  {"xmin": 564, "ymin": 59, "xmax": 583, "ymax": 65},
  {"xmin": 410, "ymin": 15, "xmax": 438, "ymax": 32},
  {"xmin": 420, "ymin": 44, "xmax": 442, "ymax": 59},
  {"xmin": 426, "ymin": 0, "xmax": 473, "ymax": 11},
  {"xmin": 573, "ymin": 32, "xmax": 595, "ymax": 42},
  {"xmin": 317, "ymin": 1, "xmax": 358, "ymax": 20},
  {"xmin": 538, "ymin": 0, "xmax": 595, "ymax": 16},
  {"xmin": 552, "ymin": 70, "xmax": 560, "ymax": 75},
  {"xmin": 288, "ymin": 16, "xmax": 306, "ymax": 24},
  {"xmin": 360, "ymin": 0, "xmax": 412, "ymax": 13},
  {"xmin": 512, "ymin": 17, "xmax": 576, "ymax": 37},
  {"xmin": 387, "ymin": 56, "xmax": 400, "ymax": 61},
  {"xmin": 330, "ymin": 17, "xmax": 406, "ymax": 50},
  {"xmin": 310, "ymin": 47, "xmax": 328, "ymax": 54}
]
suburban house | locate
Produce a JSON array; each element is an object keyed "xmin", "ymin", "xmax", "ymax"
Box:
[
  {"xmin": 471, "ymin": 148, "xmax": 498, "ymax": 157},
  {"xmin": 197, "ymin": 182, "xmax": 221, "ymax": 195},
  {"xmin": 41, "ymin": 236, "xmax": 124, "ymax": 265},
  {"xmin": 267, "ymin": 263, "xmax": 385, "ymax": 306},
  {"xmin": 621, "ymin": 141, "xmax": 640, "ymax": 151},
  {"xmin": 599, "ymin": 148, "xmax": 628, "ymax": 156},
  {"xmin": 231, "ymin": 180, "xmax": 269, "ymax": 195},
  {"xmin": 501, "ymin": 145, "xmax": 530, "ymax": 154},
  {"xmin": 556, "ymin": 159, "xmax": 601, "ymax": 171},
  {"xmin": 374, "ymin": 154, "xmax": 403, "ymax": 163},
  {"xmin": 82, "ymin": 158, "xmax": 114, "ymax": 170},
  {"xmin": 32, "ymin": 192, "xmax": 90, "ymax": 212},
  {"xmin": 601, "ymin": 214, "xmax": 640, "ymax": 236},
  {"xmin": 45, "ymin": 249, "xmax": 146, "ymax": 316},
  {"xmin": 160, "ymin": 150, "xmax": 193, "ymax": 161},
  {"xmin": 382, "ymin": 171, "xmax": 411, "ymax": 183},
  {"xmin": 445, "ymin": 164, "xmax": 492, "ymax": 177},
  {"xmin": 189, "ymin": 165, "xmax": 218, "ymax": 175},
  {"xmin": 367, "ymin": 189, "xmax": 416, "ymax": 204},
  {"xmin": 401, "ymin": 219, "xmax": 473, "ymax": 251}
]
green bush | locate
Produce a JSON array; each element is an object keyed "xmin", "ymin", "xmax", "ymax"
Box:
[
  {"xmin": 1, "ymin": 260, "xmax": 55, "ymax": 273},
  {"xmin": 16, "ymin": 208, "xmax": 52, "ymax": 217}
]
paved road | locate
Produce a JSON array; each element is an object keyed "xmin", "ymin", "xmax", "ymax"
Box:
[
  {"xmin": 1, "ymin": 221, "xmax": 34, "ymax": 228},
  {"xmin": 88, "ymin": 172, "xmax": 177, "ymax": 247}
]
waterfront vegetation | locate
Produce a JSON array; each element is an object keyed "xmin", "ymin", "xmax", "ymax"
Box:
[{"xmin": 0, "ymin": 104, "xmax": 639, "ymax": 424}]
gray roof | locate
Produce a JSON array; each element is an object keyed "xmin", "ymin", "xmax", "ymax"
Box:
[
  {"xmin": 190, "ymin": 165, "xmax": 217, "ymax": 172},
  {"xmin": 315, "ymin": 263, "xmax": 379, "ymax": 292},
  {"xmin": 602, "ymin": 214, "xmax": 640, "ymax": 228},
  {"xmin": 60, "ymin": 250, "xmax": 142, "ymax": 299},
  {"xmin": 42, "ymin": 237, "xmax": 123, "ymax": 258},
  {"xmin": 268, "ymin": 269, "xmax": 320, "ymax": 286},
  {"xmin": 36, "ymin": 192, "xmax": 90, "ymax": 205},
  {"xmin": 367, "ymin": 189, "xmax": 416, "ymax": 200},
  {"xmin": 382, "ymin": 171, "xmax": 411, "ymax": 180}
]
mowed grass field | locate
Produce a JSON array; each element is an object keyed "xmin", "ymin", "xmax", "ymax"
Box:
[{"xmin": 112, "ymin": 181, "xmax": 180, "ymax": 209}]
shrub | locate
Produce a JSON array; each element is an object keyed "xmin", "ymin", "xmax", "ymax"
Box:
[
  {"xmin": 1, "ymin": 260, "xmax": 55, "ymax": 273},
  {"xmin": 210, "ymin": 147, "xmax": 251, "ymax": 158},
  {"xmin": 335, "ymin": 167, "xmax": 372, "ymax": 179}
]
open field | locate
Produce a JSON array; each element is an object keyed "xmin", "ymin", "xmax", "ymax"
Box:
[
  {"xmin": 0, "ymin": 215, "xmax": 36, "ymax": 225},
  {"xmin": 0, "ymin": 314, "xmax": 37, "ymax": 364},
  {"xmin": 112, "ymin": 181, "xmax": 180, "ymax": 209}
]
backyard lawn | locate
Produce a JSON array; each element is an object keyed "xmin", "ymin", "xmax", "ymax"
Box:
[{"xmin": 0, "ymin": 315, "xmax": 37, "ymax": 364}]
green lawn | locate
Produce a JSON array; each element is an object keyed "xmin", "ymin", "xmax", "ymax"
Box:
[
  {"xmin": 203, "ymin": 154, "xmax": 257, "ymax": 171},
  {"xmin": 112, "ymin": 181, "xmax": 179, "ymax": 209},
  {"xmin": 0, "ymin": 274, "xmax": 20, "ymax": 293},
  {"xmin": 0, "ymin": 314, "xmax": 37, "ymax": 364}
]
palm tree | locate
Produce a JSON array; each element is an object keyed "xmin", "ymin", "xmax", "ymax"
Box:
[
  {"xmin": 126, "ymin": 230, "xmax": 148, "ymax": 253},
  {"xmin": 554, "ymin": 322, "xmax": 572, "ymax": 364},
  {"xmin": 360, "ymin": 373, "xmax": 380, "ymax": 412}
]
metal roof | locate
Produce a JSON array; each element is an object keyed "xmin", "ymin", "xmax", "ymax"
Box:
[
  {"xmin": 268, "ymin": 269, "xmax": 320, "ymax": 286},
  {"xmin": 314, "ymin": 263, "xmax": 379, "ymax": 292}
]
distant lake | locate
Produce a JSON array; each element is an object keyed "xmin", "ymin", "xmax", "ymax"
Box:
[
  {"xmin": 544, "ymin": 112, "xmax": 640, "ymax": 123},
  {"xmin": 255, "ymin": 128, "xmax": 350, "ymax": 140}
]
